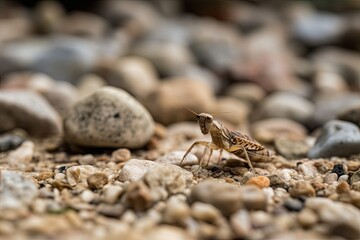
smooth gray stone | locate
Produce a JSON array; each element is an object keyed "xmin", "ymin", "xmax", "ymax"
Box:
[{"xmin": 308, "ymin": 120, "xmax": 360, "ymax": 158}]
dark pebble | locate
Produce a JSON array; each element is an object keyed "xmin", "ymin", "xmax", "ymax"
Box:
[
  {"xmin": 332, "ymin": 164, "xmax": 346, "ymax": 177},
  {"xmin": 0, "ymin": 135, "xmax": 25, "ymax": 152},
  {"xmin": 284, "ymin": 198, "xmax": 304, "ymax": 212}
]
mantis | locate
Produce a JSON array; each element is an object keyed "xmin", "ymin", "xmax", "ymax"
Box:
[{"xmin": 180, "ymin": 109, "xmax": 272, "ymax": 172}]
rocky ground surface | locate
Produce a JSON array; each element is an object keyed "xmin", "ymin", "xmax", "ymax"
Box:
[{"xmin": 0, "ymin": 1, "xmax": 360, "ymax": 239}]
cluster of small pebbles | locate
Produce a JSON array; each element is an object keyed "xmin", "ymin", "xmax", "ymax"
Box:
[{"xmin": 0, "ymin": 1, "xmax": 360, "ymax": 239}]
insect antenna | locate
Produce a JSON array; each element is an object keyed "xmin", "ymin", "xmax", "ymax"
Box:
[{"xmin": 184, "ymin": 107, "xmax": 199, "ymax": 116}]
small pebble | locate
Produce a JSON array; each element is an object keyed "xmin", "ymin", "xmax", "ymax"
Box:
[
  {"xmin": 246, "ymin": 176, "xmax": 270, "ymax": 188},
  {"xmin": 284, "ymin": 198, "xmax": 304, "ymax": 212},
  {"xmin": 87, "ymin": 173, "xmax": 108, "ymax": 190},
  {"xmin": 332, "ymin": 163, "xmax": 346, "ymax": 177},
  {"xmin": 336, "ymin": 181, "xmax": 350, "ymax": 194},
  {"xmin": 0, "ymin": 135, "xmax": 25, "ymax": 152},
  {"xmin": 289, "ymin": 182, "xmax": 316, "ymax": 198},
  {"xmin": 111, "ymin": 148, "xmax": 131, "ymax": 163},
  {"xmin": 78, "ymin": 154, "xmax": 96, "ymax": 165},
  {"xmin": 297, "ymin": 208, "xmax": 318, "ymax": 228},
  {"xmin": 324, "ymin": 173, "xmax": 338, "ymax": 184}
]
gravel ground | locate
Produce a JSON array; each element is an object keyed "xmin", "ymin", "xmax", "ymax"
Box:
[{"xmin": 0, "ymin": 1, "xmax": 360, "ymax": 240}]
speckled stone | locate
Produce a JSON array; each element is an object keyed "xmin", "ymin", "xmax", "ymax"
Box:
[
  {"xmin": 308, "ymin": 120, "xmax": 360, "ymax": 158},
  {"xmin": 64, "ymin": 86, "xmax": 154, "ymax": 148}
]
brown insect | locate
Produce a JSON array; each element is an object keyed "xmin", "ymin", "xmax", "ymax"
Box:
[{"xmin": 180, "ymin": 109, "xmax": 272, "ymax": 171}]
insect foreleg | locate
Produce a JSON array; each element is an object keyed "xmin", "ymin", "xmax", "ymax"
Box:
[{"xmin": 181, "ymin": 141, "xmax": 219, "ymax": 166}]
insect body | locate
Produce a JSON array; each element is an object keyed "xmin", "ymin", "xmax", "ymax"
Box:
[{"xmin": 181, "ymin": 111, "xmax": 271, "ymax": 171}]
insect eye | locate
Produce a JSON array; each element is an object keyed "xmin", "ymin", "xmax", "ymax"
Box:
[{"xmin": 196, "ymin": 116, "xmax": 200, "ymax": 120}]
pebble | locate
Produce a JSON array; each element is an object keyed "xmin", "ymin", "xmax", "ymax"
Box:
[
  {"xmin": 173, "ymin": 65, "xmax": 222, "ymax": 93},
  {"xmin": 111, "ymin": 148, "xmax": 131, "ymax": 163},
  {"xmin": 292, "ymin": 12, "xmax": 345, "ymax": 46},
  {"xmin": 251, "ymin": 118, "xmax": 307, "ymax": 143},
  {"xmin": 118, "ymin": 159, "xmax": 158, "ymax": 182},
  {"xmin": 190, "ymin": 180, "xmax": 243, "ymax": 216},
  {"xmin": 191, "ymin": 202, "xmax": 222, "ymax": 224},
  {"xmin": 283, "ymin": 198, "xmax": 303, "ymax": 212},
  {"xmin": 65, "ymin": 165, "xmax": 96, "ymax": 187},
  {"xmin": 0, "ymin": 170, "xmax": 38, "ymax": 210},
  {"xmin": 214, "ymin": 97, "xmax": 249, "ymax": 126},
  {"xmin": 80, "ymin": 190, "xmax": 96, "ymax": 203},
  {"xmin": 339, "ymin": 174, "xmax": 349, "ymax": 183},
  {"xmin": 332, "ymin": 163, "xmax": 346, "ymax": 177},
  {"xmin": 125, "ymin": 181, "xmax": 153, "ymax": 211},
  {"xmin": 314, "ymin": 70, "xmax": 349, "ymax": 95},
  {"xmin": 64, "ymin": 86, "xmax": 154, "ymax": 148},
  {"xmin": 297, "ymin": 208, "xmax": 318, "ymax": 228},
  {"xmin": 289, "ymin": 182, "xmax": 316, "ymax": 198},
  {"xmin": 163, "ymin": 197, "xmax": 190, "ymax": 225},
  {"xmin": 155, "ymin": 151, "xmax": 198, "ymax": 166},
  {"xmin": 56, "ymin": 12, "xmax": 107, "ymax": 38},
  {"xmin": 97, "ymin": 203, "xmax": 124, "ymax": 218},
  {"xmin": 256, "ymin": 91, "xmax": 315, "ymax": 124},
  {"xmin": 0, "ymin": 134, "xmax": 25, "ymax": 152},
  {"xmin": 350, "ymin": 170, "xmax": 360, "ymax": 184},
  {"xmin": 230, "ymin": 209, "xmax": 252, "ymax": 238},
  {"xmin": 0, "ymin": 90, "xmax": 61, "ymax": 137},
  {"xmin": 275, "ymin": 138, "xmax": 309, "ymax": 159},
  {"xmin": 143, "ymin": 163, "xmax": 193, "ymax": 199},
  {"xmin": 225, "ymin": 83, "xmax": 266, "ymax": 106},
  {"xmin": 87, "ymin": 173, "xmax": 108, "ymax": 190},
  {"xmin": 241, "ymin": 185, "xmax": 267, "ymax": 211},
  {"xmin": 146, "ymin": 226, "xmax": 193, "ymax": 240},
  {"xmin": 144, "ymin": 77, "xmax": 216, "ymax": 125},
  {"xmin": 337, "ymin": 105, "xmax": 360, "ymax": 127},
  {"xmin": 306, "ymin": 197, "xmax": 360, "ymax": 239},
  {"xmin": 2, "ymin": 72, "xmax": 78, "ymax": 116},
  {"xmin": 250, "ymin": 211, "xmax": 272, "ymax": 228},
  {"xmin": 100, "ymin": 0, "xmax": 160, "ymax": 35},
  {"xmin": 324, "ymin": 173, "xmax": 338, "ymax": 184},
  {"xmin": 104, "ymin": 56, "xmax": 159, "ymax": 100},
  {"xmin": 34, "ymin": 0, "xmax": 64, "ymax": 33},
  {"xmin": 78, "ymin": 154, "xmax": 96, "ymax": 165},
  {"xmin": 336, "ymin": 181, "xmax": 350, "ymax": 194},
  {"xmin": 310, "ymin": 94, "xmax": 360, "ymax": 129},
  {"xmin": 131, "ymin": 41, "xmax": 195, "ymax": 76},
  {"xmin": 101, "ymin": 185, "xmax": 123, "ymax": 204},
  {"xmin": 7, "ymin": 141, "xmax": 34, "ymax": 166},
  {"xmin": 298, "ymin": 162, "xmax": 318, "ymax": 177},
  {"xmin": 308, "ymin": 120, "xmax": 360, "ymax": 158},
  {"xmin": 246, "ymin": 176, "xmax": 270, "ymax": 189}
]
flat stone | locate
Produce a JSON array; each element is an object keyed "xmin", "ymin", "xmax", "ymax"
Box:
[
  {"xmin": 308, "ymin": 120, "xmax": 360, "ymax": 158},
  {"xmin": 64, "ymin": 86, "xmax": 154, "ymax": 148},
  {"xmin": 0, "ymin": 90, "xmax": 61, "ymax": 137}
]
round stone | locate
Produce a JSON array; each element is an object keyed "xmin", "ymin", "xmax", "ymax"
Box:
[{"xmin": 64, "ymin": 86, "xmax": 154, "ymax": 148}]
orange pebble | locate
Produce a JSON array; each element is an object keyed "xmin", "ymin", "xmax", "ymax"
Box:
[
  {"xmin": 246, "ymin": 176, "xmax": 270, "ymax": 188},
  {"xmin": 336, "ymin": 181, "xmax": 350, "ymax": 194}
]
